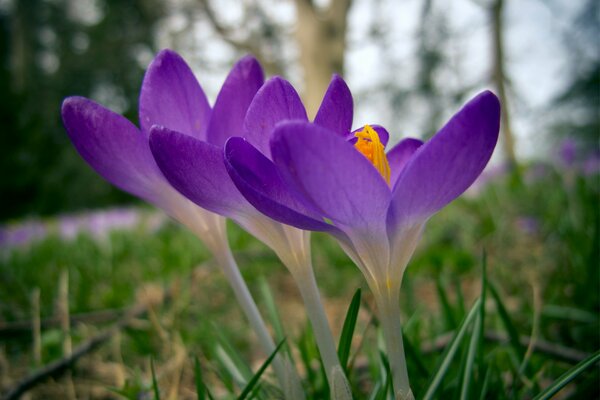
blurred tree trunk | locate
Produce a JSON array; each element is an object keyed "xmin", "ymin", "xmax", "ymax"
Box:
[
  {"xmin": 199, "ymin": 0, "xmax": 352, "ymax": 117},
  {"xmin": 491, "ymin": 0, "xmax": 518, "ymax": 167},
  {"xmin": 293, "ymin": 0, "xmax": 352, "ymax": 117}
]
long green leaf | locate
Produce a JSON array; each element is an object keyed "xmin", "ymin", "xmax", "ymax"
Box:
[
  {"xmin": 375, "ymin": 351, "xmax": 392, "ymax": 400},
  {"xmin": 455, "ymin": 278, "xmax": 466, "ymax": 319},
  {"xmin": 459, "ymin": 310, "xmax": 482, "ymax": 400},
  {"xmin": 436, "ymin": 276, "xmax": 457, "ymax": 330},
  {"xmin": 297, "ymin": 326, "xmax": 318, "ymax": 388},
  {"xmin": 258, "ymin": 277, "xmax": 286, "ymax": 346},
  {"xmin": 211, "ymin": 323, "xmax": 253, "ymax": 387},
  {"xmin": 403, "ymin": 333, "xmax": 430, "ymax": 378},
  {"xmin": 194, "ymin": 356, "xmax": 210, "ymax": 400},
  {"xmin": 478, "ymin": 366, "xmax": 492, "ymax": 400},
  {"xmin": 478, "ymin": 252, "xmax": 487, "ymax": 362},
  {"xmin": 422, "ymin": 298, "xmax": 481, "ymax": 400},
  {"xmin": 488, "ymin": 282, "xmax": 524, "ymax": 361},
  {"xmin": 150, "ymin": 358, "xmax": 160, "ymax": 400},
  {"xmin": 237, "ymin": 338, "xmax": 286, "ymax": 400},
  {"xmin": 338, "ymin": 288, "xmax": 361, "ymax": 371},
  {"xmin": 532, "ymin": 350, "xmax": 600, "ymax": 400}
]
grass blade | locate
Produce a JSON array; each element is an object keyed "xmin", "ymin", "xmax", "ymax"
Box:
[
  {"xmin": 194, "ymin": 356, "xmax": 209, "ymax": 400},
  {"xmin": 403, "ymin": 333, "xmax": 430, "ymax": 378},
  {"xmin": 478, "ymin": 252, "xmax": 487, "ymax": 362},
  {"xmin": 455, "ymin": 278, "xmax": 466, "ymax": 319},
  {"xmin": 478, "ymin": 366, "xmax": 492, "ymax": 400},
  {"xmin": 150, "ymin": 358, "xmax": 160, "ymax": 400},
  {"xmin": 436, "ymin": 276, "xmax": 457, "ymax": 330},
  {"xmin": 488, "ymin": 282, "xmax": 525, "ymax": 361},
  {"xmin": 532, "ymin": 350, "xmax": 600, "ymax": 400},
  {"xmin": 422, "ymin": 297, "xmax": 481, "ymax": 400},
  {"xmin": 258, "ymin": 277, "xmax": 286, "ymax": 346},
  {"xmin": 210, "ymin": 324, "xmax": 253, "ymax": 387},
  {"xmin": 459, "ymin": 310, "xmax": 482, "ymax": 400},
  {"xmin": 375, "ymin": 351, "xmax": 392, "ymax": 400},
  {"xmin": 367, "ymin": 381, "xmax": 383, "ymax": 400},
  {"xmin": 338, "ymin": 288, "xmax": 361, "ymax": 371},
  {"xmin": 237, "ymin": 338, "xmax": 286, "ymax": 400}
]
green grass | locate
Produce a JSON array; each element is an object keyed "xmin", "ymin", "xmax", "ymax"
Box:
[{"xmin": 0, "ymin": 164, "xmax": 598, "ymax": 398}]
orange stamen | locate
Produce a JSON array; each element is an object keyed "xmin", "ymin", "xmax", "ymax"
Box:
[{"xmin": 354, "ymin": 125, "xmax": 391, "ymax": 184}]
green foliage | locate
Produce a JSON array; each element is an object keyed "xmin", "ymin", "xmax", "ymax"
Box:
[
  {"xmin": 237, "ymin": 339, "xmax": 285, "ymax": 400},
  {"xmin": 533, "ymin": 350, "xmax": 600, "ymax": 400},
  {"xmin": 0, "ymin": 0, "xmax": 163, "ymax": 220},
  {"xmin": 337, "ymin": 288, "xmax": 361, "ymax": 372},
  {"xmin": 1, "ymin": 165, "xmax": 598, "ymax": 398},
  {"xmin": 150, "ymin": 358, "xmax": 160, "ymax": 400}
]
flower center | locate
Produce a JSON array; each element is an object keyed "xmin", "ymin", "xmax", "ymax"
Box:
[{"xmin": 354, "ymin": 125, "xmax": 391, "ymax": 184}]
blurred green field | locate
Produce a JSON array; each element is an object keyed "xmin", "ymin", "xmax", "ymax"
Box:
[{"xmin": 1, "ymin": 163, "xmax": 598, "ymax": 399}]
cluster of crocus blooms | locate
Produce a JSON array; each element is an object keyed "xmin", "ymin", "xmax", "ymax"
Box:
[{"xmin": 62, "ymin": 49, "xmax": 500, "ymax": 400}]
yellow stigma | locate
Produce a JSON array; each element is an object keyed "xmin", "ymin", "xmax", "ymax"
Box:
[{"xmin": 354, "ymin": 125, "xmax": 391, "ymax": 184}]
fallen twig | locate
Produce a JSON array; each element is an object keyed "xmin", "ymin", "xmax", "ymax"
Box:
[{"xmin": 2, "ymin": 285, "xmax": 169, "ymax": 400}]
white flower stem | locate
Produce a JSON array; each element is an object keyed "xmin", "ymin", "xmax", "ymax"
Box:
[
  {"xmin": 212, "ymin": 242, "xmax": 304, "ymax": 399},
  {"xmin": 291, "ymin": 265, "xmax": 351, "ymax": 399},
  {"xmin": 376, "ymin": 294, "xmax": 414, "ymax": 400}
]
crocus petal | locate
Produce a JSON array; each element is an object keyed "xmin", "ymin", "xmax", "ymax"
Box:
[
  {"xmin": 387, "ymin": 138, "xmax": 424, "ymax": 188},
  {"xmin": 149, "ymin": 126, "xmax": 251, "ymax": 217},
  {"xmin": 388, "ymin": 91, "xmax": 501, "ymax": 231},
  {"xmin": 243, "ymin": 77, "xmax": 308, "ymax": 158},
  {"xmin": 314, "ymin": 74, "xmax": 353, "ymax": 136},
  {"xmin": 206, "ymin": 55, "xmax": 265, "ymax": 147},
  {"xmin": 139, "ymin": 49, "xmax": 211, "ymax": 140},
  {"xmin": 61, "ymin": 96, "xmax": 161, "ymax": 204},
  {"xmin": 224, "ymin": 137, "xmax": 342, "ymax": 233},
  {"xmin": 349, "ymin": 124, "xmax": 390, "ymax": 146},
  {"xmin": 271, "ymin": 121, "xmax": 391, "ymax": 236}
]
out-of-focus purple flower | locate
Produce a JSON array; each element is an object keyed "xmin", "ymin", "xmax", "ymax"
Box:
[
  {"xmin": 58, "ymin": 208, "xmax": 141, "ymax": 240},
  {"xmin": 516, "ymin": 216, "xmax": 540, "ymax": 236},
  {"xmin": 1, "ymin": 208, "xmax": 163, "ymax": 251},
  {"xmin": 224, "ymin": 89, "xmax": 500, "ymax": 398},
  {"xmin": 0, "ymin": 221, "xmax": 46, "ymax": 248},
  {"xmin": 583, "ymin": 151, "xmax": 600, "ymax": 176},
  {"xmin": 525, "ymin": 162, "xmax": 551, "ymax": 183},
  {"xmin": 559, "ymin": 137, "xmax": 577, "ymax": 167}
]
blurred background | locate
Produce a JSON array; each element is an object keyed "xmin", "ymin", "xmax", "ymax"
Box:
[
  {"xmin": 0, "ymin": 0, "xmax": 598, "ymax": 399},
  {"xmin": 0, "ymin": 0, "xmax": 597, "ymax": 220}
]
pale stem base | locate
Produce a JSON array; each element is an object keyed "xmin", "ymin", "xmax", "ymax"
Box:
[
  {"xmin": 213, "ymin": 243, "xmax": 305, "ymax": 400},
  {"xmin": 377, "ymin": 295, "xmax": 414, "ymax": 400},
  {"xmin": 292, "ymin": 266, "xmax": 352, "ymax": 400}
]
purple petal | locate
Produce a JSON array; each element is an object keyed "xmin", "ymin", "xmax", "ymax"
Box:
[
  {"xmin": 206, "ymin": 55, "xmax": 265, "ymax": 147},
  {"xmin": 314, "ymin": 74, "xmax": 353, "ymax": 136},
  {"xmin": 149, "ymin": 126, "xmax": 251, "ymax": 217},
  {"xmin": 387, "ymin": 138, "xmax": 424, "ymax": 188},
  {"xmin": 224, "ymin": 137, "xmax": 338, "ymax": 232},
  {"xmin": 243, "ymin": 77, "xmax": 308, "ymax": 158},
  {"xmin": 271, "ymin": 121, "xmax": 391, "ymax": 234},
  {"xmin": 139, "ymin": 49, "xmax": 211, "ymax": 140},
  {"xmin": 61, "ymin": 96, "xmax": 161, "ymax": 204},
  {"xmin": 388, "ymin": 91, "xmax": 501, "ymax": 231},
  {"xmin": 349, "ymin": 125, "xmax": 390, "ymax": 146}
]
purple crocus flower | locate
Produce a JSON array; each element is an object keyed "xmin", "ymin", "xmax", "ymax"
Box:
[
  {"xmin": 61, "ymin": 50, "xmax": 304, "ymax": 398},
  {"xmin": 224, "ymin": 89, "xmax": 501, "ymax": 399},
  {"xmin": 149, "ymin": 75, "xmax": 356, "ymax": 398},
  {"xmin": 559, "ymin": 137, "xmax": 577, "ymax": 167}
]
